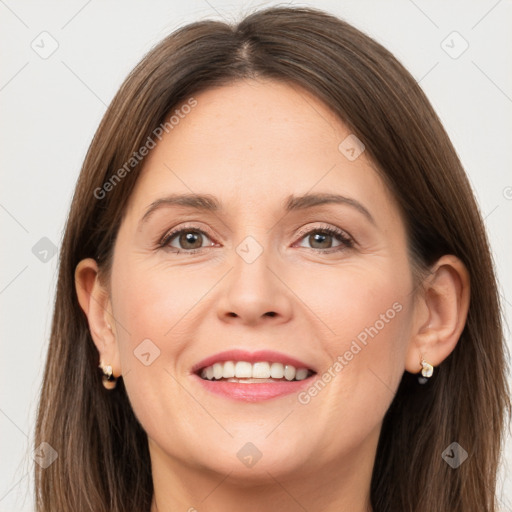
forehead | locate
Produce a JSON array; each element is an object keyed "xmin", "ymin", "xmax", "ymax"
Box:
[
  {"xmin": 159, "ymin": 78, "xmax": 349, "ymax": 166},
  {"xmin": 124, "ymin": 79, "xmax": 398, "ymax": 223}
]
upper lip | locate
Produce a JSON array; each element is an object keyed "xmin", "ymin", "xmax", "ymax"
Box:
[{"xmin": 191, "ymin": 349, "xmax": 317, "ymax": 375}]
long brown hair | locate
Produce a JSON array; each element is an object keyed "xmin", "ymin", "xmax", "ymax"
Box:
[{"xmin": 34, "ymin": 6, "xmax": 510, "ymax": 511}]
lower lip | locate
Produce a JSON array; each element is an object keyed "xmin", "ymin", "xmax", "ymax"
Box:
[{"xmin": 192, "ymin": 374, "xmax": 316, "ymax": 402}]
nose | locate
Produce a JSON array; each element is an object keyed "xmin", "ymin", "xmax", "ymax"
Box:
[{"xmin": 216, "ymin": 245, "xmax": 293, "ymax": 327}]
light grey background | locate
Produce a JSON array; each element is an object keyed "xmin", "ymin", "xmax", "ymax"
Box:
[{"xmin": 1, "ymin": 0, "xmax": 511, "ymax": 510}]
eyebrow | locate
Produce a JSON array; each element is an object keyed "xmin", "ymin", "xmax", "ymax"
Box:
[{"xmin": 139, "ymin": 192, "xmax": 376, "ymax": 226}]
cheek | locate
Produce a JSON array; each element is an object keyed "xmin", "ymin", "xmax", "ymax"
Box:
[
  {"xmin": 112, "ymin": 258, "xmax": 206, "ymax": 343},
  {"xmin": 354, "ymin": 268, "xmax": 411, "ymax": 367},
  {"xmin": 292, "ymin": 261, "xmax": 412, "ymax": 415},
  {"xmin": 109, "ymin": 260, "xmax": 204, "ymax": 437},
  {"xmin": 287, "ymin": 259, "xmax": 411, "ymax": 350},
  {"xmin": 336, "ymin": 270, "xmax": 409, "ymax": 363},
  {"xmin": 109, "ymin": 257, "xmax": 193, "ymax": 386}
]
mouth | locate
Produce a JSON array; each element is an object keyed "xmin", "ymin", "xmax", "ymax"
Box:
[
  {"xmin": 193, "ymin": 363, "xmax": 317, "ymax": 401},
  {"xmin": 191, "ymin": 349, "xmax": 318, "ymax": 401},
  {"xmin": 195, "ymin": 360, "xmax": 317, "ymax": 383}
]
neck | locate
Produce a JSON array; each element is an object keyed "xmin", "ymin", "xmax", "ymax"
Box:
[{"xmin": 149, "ymin": 431, "xmax": 377, "ymax": 512}]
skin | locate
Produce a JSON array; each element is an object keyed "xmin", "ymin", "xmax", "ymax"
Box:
[{"xmin": 75, "ymin": 78, "xmax": 470, "ymax": 512}]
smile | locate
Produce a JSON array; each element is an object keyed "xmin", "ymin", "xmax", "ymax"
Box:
[
  {"xmin": 194, "ymin": 361, "xmax": 317, "ymax": 402},
  {"xmin": 197, "ymin": 361, "xmax": 315, "ymax": 382}
]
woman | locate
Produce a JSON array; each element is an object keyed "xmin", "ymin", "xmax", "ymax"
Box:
[{"xmin": 34, "ymin": 5, "xmax": 510, "ymax": 511}]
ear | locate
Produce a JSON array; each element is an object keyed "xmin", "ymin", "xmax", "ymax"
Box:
[
  {"xmin": 404, "ymin": 255, "xmax": 470, "ymax": 374},
  {"xmin": 75, "ymin": 258, "xmax": 121, "ymax": 378}
]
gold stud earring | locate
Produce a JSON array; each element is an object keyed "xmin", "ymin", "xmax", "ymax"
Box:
[{"xmin": 98, "ymin": 361, "xmax": 118, "ymax": 390}]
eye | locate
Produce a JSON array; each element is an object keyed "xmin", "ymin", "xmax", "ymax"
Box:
[
  {"xmin": 159, "ymin": 227, "xmax": 215, "ymax": 253},
  {"xmin": 294, "ymin": 225, "xmax": 354, "ymax": 252},
  {"xmin": 157, "ymin": 224, "xmax": 354, "ymax": 254}
]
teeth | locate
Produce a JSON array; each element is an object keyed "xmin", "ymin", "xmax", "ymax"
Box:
[
  {"xmin": 222, "ymin": 361, "xmax": 235, "ymax": 378},
  {"xmin": 213, "ymin": 363, "xmax": 223, "ymax": 380},
  {"xmin": 235, "ymin": 361, "xmax": 252, "ymax": 378},
  {"xmin": 199, "ymin": 361, "xmax": 312, "ymax": 382},
  {"xmin": 252, "ymin": 362, "xmax": 270, "ymax": 378},
  {"xmin": 270, "ymin": 362, "xmax": 284, "ymax": 379},
  {"xmin": 295, "ymin": 368, "xmax": 309, "ymax": 380},
  {"xmin": 284, "ymin": 365, "xmax": 295, "ymax": 381}
]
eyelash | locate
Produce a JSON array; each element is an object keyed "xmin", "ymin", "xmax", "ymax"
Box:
[{"xmin": 157, "ymin": 224, "xmax": 354, "ymax": 254}]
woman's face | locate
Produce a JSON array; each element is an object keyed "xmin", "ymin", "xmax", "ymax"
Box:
[{"xmin": 108, "ymin": 79, "xmax": 418, "ymax": 487}]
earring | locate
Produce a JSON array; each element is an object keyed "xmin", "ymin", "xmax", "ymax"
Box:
[
  {"xmin": 418, "ymin": 357, "xmax": 434, "ymax": 384},
  {"xmin": 98, "ymin": 361, "xmax": 118, "ymax": 390},
  {"xmin": 421, "ymin": 359, "xmax": 434, "ymax": 378}
]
